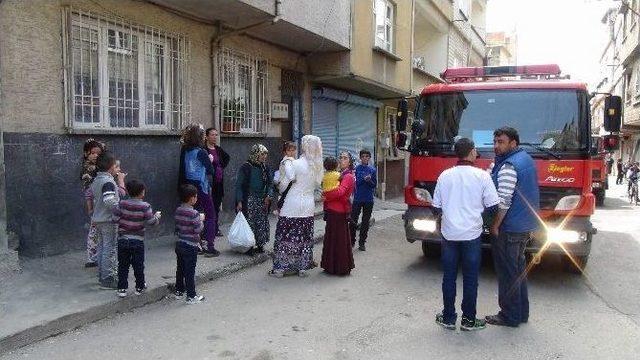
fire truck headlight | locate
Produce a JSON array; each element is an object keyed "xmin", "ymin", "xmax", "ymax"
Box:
[
  {"xmin": 413, "ymin": 187, "xmax": 433, "ymax": 203},
  {"xmin": 412, "ymin": 219, "xmax": 437, "ymax": 232},
  {"xmin": 554, "ymin": 195, "xmax": 581, "ymax": 211},
  {"xmin": 547, "ymin": 229, "xmax": 587, "ymax": 244}
]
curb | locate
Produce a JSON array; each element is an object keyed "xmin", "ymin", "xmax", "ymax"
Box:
[{"xmin": 0, "ymin": 233, "xmax": 325, "ymax": 355}]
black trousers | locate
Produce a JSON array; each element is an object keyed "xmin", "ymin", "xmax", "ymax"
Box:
[
  {"xmin": 211, "ymin": 185, "xmax": 223, "ymax": 228},
  {"xmin": 350, "ymin": 201, "xmax": 374, "ymax": 246},
  {"xmin": 117, "ymin": 238, "xmax": 145, "ymax": 290},
  {"xmin": 175, "ymin": 242, "xmax": 198, "ymax": 298}
]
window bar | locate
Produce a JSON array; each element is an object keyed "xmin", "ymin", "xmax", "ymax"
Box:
[{"xmin": 79, "ymin": 17, "xmax": 85, "ymax": 124}]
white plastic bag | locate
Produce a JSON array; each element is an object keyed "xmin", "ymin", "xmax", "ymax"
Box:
[{"xmin": 228, "ymin": 212, "xmax": 256, "ymax": 253}]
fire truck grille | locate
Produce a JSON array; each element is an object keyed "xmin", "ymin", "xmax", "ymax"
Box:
[{"xmin": 539, "ymin": 187, "xmax": 581, "ymax": 210}]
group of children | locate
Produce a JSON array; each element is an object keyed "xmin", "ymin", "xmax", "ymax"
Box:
[{"xmin": 81, "ymin": 139, "xmax": 205, "ymax": 304}]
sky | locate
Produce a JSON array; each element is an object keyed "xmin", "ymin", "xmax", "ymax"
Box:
[{"xmin": 486, "ymin": 0, "xmax": 617, "ymax": 89}]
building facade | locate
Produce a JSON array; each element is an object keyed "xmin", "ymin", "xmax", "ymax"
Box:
[
  {"xmin": 0, "ymin": 0, "xmax": 350, "ymax": 257},
  {"xmin": 486, "ymin": 31, "xmax": 517, "ymax": 66}
]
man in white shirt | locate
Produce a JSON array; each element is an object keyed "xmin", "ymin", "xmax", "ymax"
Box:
[{"xmin": 432, "ymin": 138, "xmax": 500, "ymax": 331}]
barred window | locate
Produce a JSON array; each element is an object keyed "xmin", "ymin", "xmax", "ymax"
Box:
[
  {"xmin": 218, "ymin": 48, "xmax": 270, "ymax": 134},
  {"xmin": 64, "ymin": 8, "xmax": 190, "ymax": 131}
]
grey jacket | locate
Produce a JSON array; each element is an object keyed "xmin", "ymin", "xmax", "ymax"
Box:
[{"xmin": 90, "ymin": 172, "xmax": 119, "ymax": 223}]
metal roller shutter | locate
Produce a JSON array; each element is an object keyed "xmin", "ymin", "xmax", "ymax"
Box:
[
  {"xmin": 337, "ymin": 102, "xmax": 377, "ymax": 163},
  {"xmin": 312, "ymin": 96, "xmax": 338, "ymax": 158}
]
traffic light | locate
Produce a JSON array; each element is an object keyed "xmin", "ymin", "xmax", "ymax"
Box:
[{"xmin": 603, "ymin": 134, "xmax": 620, "ymax": 151}]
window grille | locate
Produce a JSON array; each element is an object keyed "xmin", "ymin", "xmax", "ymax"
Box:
[
  {"xmin": 217, "ymin": 47, "xmax": 270, "ymax": 134},
  {"xmin": 63, "ymin": 7, "xmax": 190, "ymax": 131}
]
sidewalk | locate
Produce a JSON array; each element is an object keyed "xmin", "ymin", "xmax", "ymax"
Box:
[{"xmin": 0, "ymin": 199, "xmax": 406, "ymax": 354}]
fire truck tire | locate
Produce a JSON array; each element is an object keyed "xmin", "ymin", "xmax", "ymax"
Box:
[
  {"xmin": 562, "ymin": 255, "xmax": 589, "ymax": 274},
  {"xmin": 421, "ymin": 242, "xmax": 441, "ymax": 258}
]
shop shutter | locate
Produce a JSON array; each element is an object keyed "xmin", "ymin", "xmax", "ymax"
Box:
[
  {"xmin": 337, "ymin": 102, "xmax": 377, "ymax": 164},
  {"xmin": 312, "ymin": 96, "xmax": 338, "ymax": 158}
]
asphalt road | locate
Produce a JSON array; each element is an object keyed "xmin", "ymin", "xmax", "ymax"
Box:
[{"xmin": 3, "ymin": 182, "xmax": 639, "ymax": 360}]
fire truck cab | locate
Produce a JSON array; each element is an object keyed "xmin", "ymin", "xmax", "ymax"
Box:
[{"xmin": 397, "ymin": 65, "xmax": 622, "ymax": 272}]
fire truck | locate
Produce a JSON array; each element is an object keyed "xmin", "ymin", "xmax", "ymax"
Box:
[{"xmin": 396, "ymin": 64, "xmax": 622, "ymax": 272}]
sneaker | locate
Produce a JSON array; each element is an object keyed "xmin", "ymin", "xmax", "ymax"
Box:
[
  {"xmin": 461, "ymin": 316, "xmax": 486, "ymax": 331},
  {"xmin": 216, "ymin": 230, "xmax": 223, "ymax": 237},
  {"xmin": 135, "ymin": 284, "xmax": 147, "ymax": 295},
  {"xmin": 297, "ymin": 270, "xmax": 308, "ymax": 277},
  {"xmin": 173, "ymin": 291, "xmax": 184, "ymax": 299},
  {"xmin": 116, "ymin": 289, "xmax": 127, "ymax": 298},
  {"xmin": 186, "ymin": 295, "xmax": 205, "ymax": 304},
  {"xmin": 84, "ymin": 262, "xmax": 97, "ymax": 268},
  {"xmin": 358, "ymin": 244, "xmax": 366, "ymax": 251},
  {"xmin": 203, "ymin": 249, "xmax": 220, "ymax": 258},
  {"xmin": 435, "ymin": 313, "xmax": 456, "ymax": 330}
]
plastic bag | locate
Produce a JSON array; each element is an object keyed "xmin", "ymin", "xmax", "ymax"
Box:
[{"xmin": 228, "ymin": 212, "xmax": 256, "ymax": 253}]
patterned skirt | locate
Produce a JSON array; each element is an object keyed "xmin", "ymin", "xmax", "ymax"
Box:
[
  {"xmin": 247, "ymin": 194, "xmax": 270, "ymax": 247},
  {"xmin": 272, "ymin": 216, "xmax": 315, "ymax": 272}
]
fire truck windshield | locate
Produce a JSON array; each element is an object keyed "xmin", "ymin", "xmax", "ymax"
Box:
[{"xmin": 412, "ymin": 89, "xmax": 589, "ymax": 156}]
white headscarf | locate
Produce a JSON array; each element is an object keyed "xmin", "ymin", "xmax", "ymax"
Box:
[{"xmin": 301, "ymin": 135, "xmax": 324, "ymax": 186}]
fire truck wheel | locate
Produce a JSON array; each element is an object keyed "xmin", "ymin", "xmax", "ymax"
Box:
[
  {"xmin": 421, "ymin": 242, "xmax": 441, "ymax": 259},
  {"xmin": 562, "ymin": 255, "xmax": 589, "ymax": 274}
]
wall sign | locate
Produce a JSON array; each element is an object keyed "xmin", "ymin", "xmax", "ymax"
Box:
[{"xmin": 272, "ymin": 102, "xmax": 289, "ymax": 119}]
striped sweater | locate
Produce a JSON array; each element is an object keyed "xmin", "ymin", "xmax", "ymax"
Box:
[
  {"xmin": 496, "ymin": 163, "xmax": 517, "ymax": 210},
  {"xmin": 174, "ymin": 204, "xmax": 203, "ymax": 247},
  {"xmin": 113, "ymin": 199, "xmax": 159, "ymax": 241}
]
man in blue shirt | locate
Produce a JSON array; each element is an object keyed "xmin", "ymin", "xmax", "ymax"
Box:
[{"xmin": 351, "ymin": 149, "xmax": 377, "ymax": 251}]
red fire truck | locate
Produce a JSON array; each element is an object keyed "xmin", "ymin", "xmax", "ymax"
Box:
[{"xmin": 396, "ymin": 64, "xmax": 621, "ymax": 272}]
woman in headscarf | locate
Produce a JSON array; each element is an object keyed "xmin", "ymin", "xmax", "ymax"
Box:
[
  {"xmin": 235, "ymin": 144, "xmax": 274, "ymax": 255},
  {"xmin": 321, "ymin": 150, "xmax": 356, "ymax": 275},
  {"xmin": 270, "ymin": 135, "xmax": 323, "ymax": 277},
  {"xmin": 178, "ymin": 124, "xmax": 219, "ymax": 257}
]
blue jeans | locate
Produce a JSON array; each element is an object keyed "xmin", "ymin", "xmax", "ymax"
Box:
[
  {"xmin": 95, "ymin": 222, "xmax": 118, "ymax": 286},
  {"xmin": 441, "ymin": 237, "xmax": 482, "ymax": 323},
  {"xmin": 175, "ymin": 242, "xmax": 198, "ymax": 298},
  {"xmin": 491, "ymin": 231, "xmax": 530, "ymax": 326},
  {"xmin": 117, "ymin": 238, "xmax": 145, "ymax": 290}
]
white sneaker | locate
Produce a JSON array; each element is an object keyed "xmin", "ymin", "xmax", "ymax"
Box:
[
  {"xmin": 117, "ymin": 289, "xmax": 127, "ymax": 298},
  {"xmin": 186, "ymin": 295, "xmax": 205, "ymax": 304},
  {"xmin": 297, "ymin": 270, "xmax": 308, "ymax": 277}
]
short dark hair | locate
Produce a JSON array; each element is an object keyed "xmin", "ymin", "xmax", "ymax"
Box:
[
  {"xmin": 454, "ymin": 138, "xmax": 475, "ymax": 159},
  {"xmin": 205, "ymin": 127, "xmax": 217, "ymax": 137},
  {"xmin": 282, "ymin": 141, "xmax": 296, "ymax": 153},
  {"xmin": 125, "ymin": 180, "xmax": 145, "ymax": 198},
  {"xmin": 83, "ymin": 138, "xmax": 106, "ymax": 154},
  {"xmin": 359, "ymin": 149, "xmax": 371, "ymax": 157},
  {"xmin": 493, "ymin": 127, "xmax": 520, "ymax": 145},
  {"xmin": 179, "ymin": 184, "xmax": 198, "ymax": 203},
  {"xmin": 96, "ymin": 151, "xmax": 116, "ymax": 172},
  {"xmin": 323, "ymin": 156, "xmax": 338, "ymax": 172}
]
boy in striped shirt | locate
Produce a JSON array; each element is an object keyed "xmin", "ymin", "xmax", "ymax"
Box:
[
  {"xmin": 174, "ymin": 184, "xmax": 206, "ymax": 304},
  {"xmin": 113, "ymin": 180, "xmax": 161, "ymax": 297}
]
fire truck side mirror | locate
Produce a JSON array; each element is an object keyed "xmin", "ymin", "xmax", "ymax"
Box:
[
  {"xmin": 602, "ymin": 134, "xmax": 620, "ymax": 151},
  {"xmin": 396, "ymin": 98, "xmax": 408, "ymax": 132},
  {"xmin": 604, "ymin": 95, "xmax": 622, "ymax": 133}
]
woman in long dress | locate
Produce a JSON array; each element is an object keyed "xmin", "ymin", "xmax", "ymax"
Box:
[
  {"xmin": 321, "ymin": 151, "xmax": 355, "ymax": 276},
  {"xmin": 270, "ymin": 135, "xmax": 323, "ymax": 277},
  {"xmin": 235, "ymin": 144, "xmax": 273, "ymax": 255}
]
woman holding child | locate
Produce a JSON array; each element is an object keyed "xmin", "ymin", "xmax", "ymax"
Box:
[
  {"xmin": 321, "ymin": 151, "xmax": 356, "ymax": 276},
  {"xmin": 269, "ymin": 136, "xmax": 323, "ymax": 277},
  {"xmin": 178, "ymin": 124, "xmax": 219, "ymax": 257}
]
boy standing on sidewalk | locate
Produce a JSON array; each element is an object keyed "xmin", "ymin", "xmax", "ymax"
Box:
[
  {"xmin": 174, "ymin": 184, "xmax": 205, "ymax": 304},
  {"xmin": 113, "ymin": 180, "xmax": 161, "ymax": 298},
  {"xmin": 432, "ymin": 138, "xmax": 500, "ymax": 331},
  {"xmin": 91, "ymin": 152, "xmax": 126, "ymax": 289},
  {"xmin": 351, "ymin": 149, "xmax": 377, "ymax": 251}
]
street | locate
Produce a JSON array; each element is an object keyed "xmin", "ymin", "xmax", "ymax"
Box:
[{"xmin": 1, "ymin": 180, "xmax": 639, "ymax": 360}]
